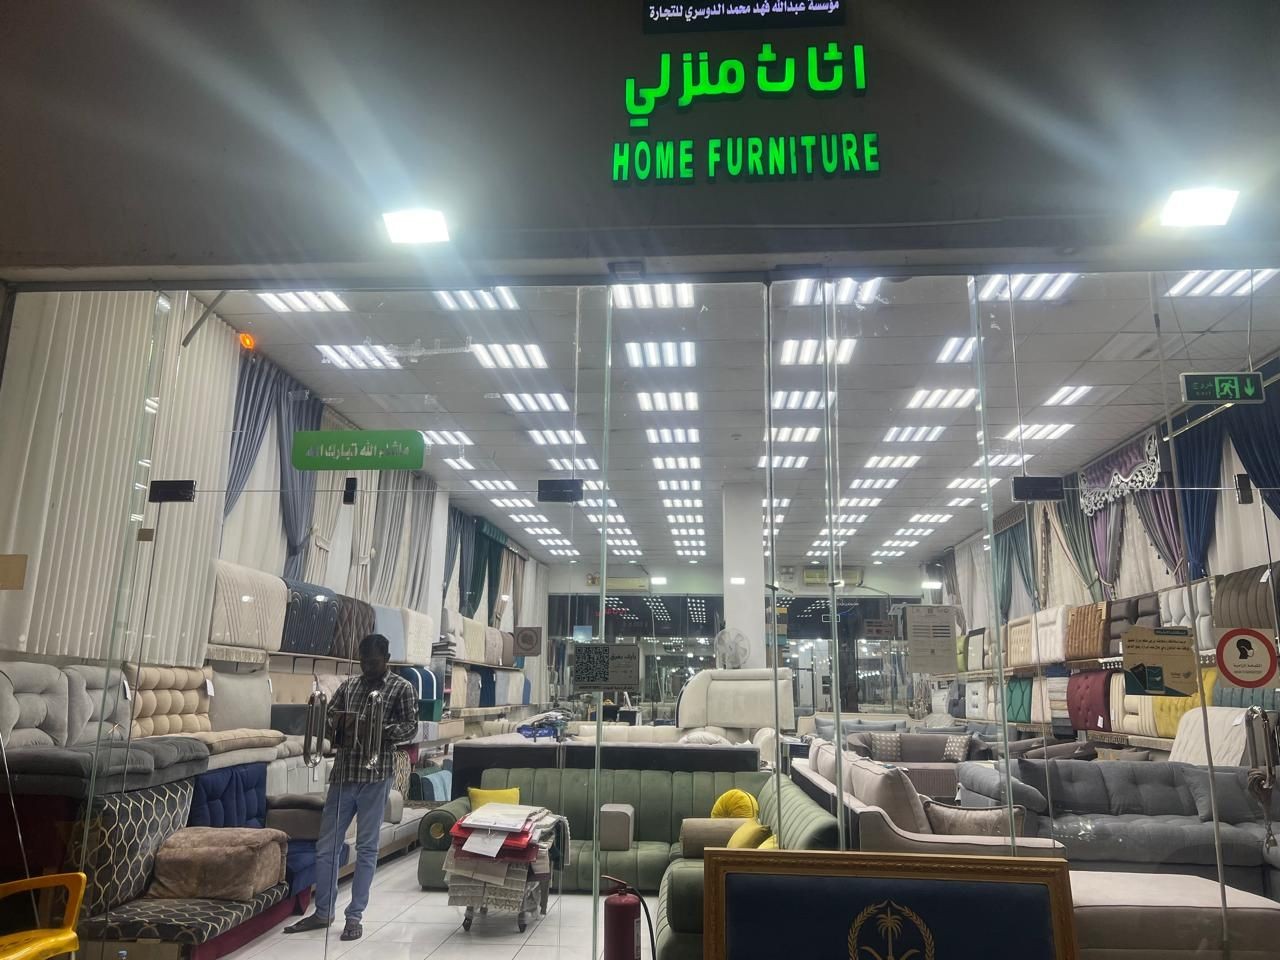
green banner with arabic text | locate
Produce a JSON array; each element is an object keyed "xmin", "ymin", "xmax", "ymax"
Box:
[{"xmin": 291, "ymin": 430, "xmax": 425, "ymax": 471}]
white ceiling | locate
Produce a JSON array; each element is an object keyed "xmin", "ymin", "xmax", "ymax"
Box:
[{"xmin": 199, "ymin": 270, "xmax": 1280, "ymax": 574}]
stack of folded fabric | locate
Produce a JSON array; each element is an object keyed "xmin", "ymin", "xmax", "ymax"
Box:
[
  {"xmin": 444, "ymin": 803, "xmax": 561, "ymax": 913},
  {"xmin": 435, "ymin": 608, "xmax": 463, "ymax": 660}
]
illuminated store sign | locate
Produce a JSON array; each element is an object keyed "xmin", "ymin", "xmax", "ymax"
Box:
[
  {"xmin": 644, "ymin": 1, "xmax": 845, "ymax": 34},
  {"xmin": 613, "ymin": 41, "xmax": 878, "ymax": 183}
]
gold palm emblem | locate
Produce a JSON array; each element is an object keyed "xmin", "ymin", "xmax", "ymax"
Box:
[{"xmin": 848, "ymin": 900, "xmax": 935, "ymax": 960}]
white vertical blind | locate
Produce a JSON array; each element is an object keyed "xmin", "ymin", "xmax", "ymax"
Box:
[
  {"xmin": 132, "ymin": 293, "xmax": 239, "ymax": 666},
  {"xmin": 0, "ymin": 292, "xmax": 159, "ymax": 660}
]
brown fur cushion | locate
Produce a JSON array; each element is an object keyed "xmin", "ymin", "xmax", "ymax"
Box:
[{"xmin": 147, "ymin": 827, "xmax": 287, "ymax": 901}]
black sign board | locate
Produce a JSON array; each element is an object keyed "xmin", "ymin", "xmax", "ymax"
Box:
[
  {"xmin": 148, "ymin": 480, "xmax": 196, "ymax": 503},
  {"xmin": 644, "ymin": 1, "xmax": 845, "ymax": 33},
  {"xmin": 1180, "ymin": 371, "xmax": 1265, "ymax": 405},
  {"xmin": 539, "ymin": 478, "xmax": 585, "ymax": 503},
  {"xmin": 1011, "ymin": 475, "xmax": 1066, "ymax": 503}
]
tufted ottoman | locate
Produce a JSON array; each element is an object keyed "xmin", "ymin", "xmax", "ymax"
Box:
[{"xmin": 1071, "ymin": 871, "xmax": 1280, "ymax": 959}]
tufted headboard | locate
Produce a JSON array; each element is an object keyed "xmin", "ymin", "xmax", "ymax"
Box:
[
  {"xmin": 64, "ymin": 663, "xmax": 131, "ymax": 744},
  {"xmin": 209, "ymin": 559, "xmax": 287, "ymax": 653}
]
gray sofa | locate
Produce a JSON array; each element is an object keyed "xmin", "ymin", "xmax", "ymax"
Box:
[
  {"xmin": 958, "ymin": 758, "xmax": 1280, "ymax": 898},
  {"xmin": 844, "ymin": 730, "xmax": 990, "ymax": 799}
]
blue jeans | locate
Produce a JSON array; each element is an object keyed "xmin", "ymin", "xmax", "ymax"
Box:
[{"xmin": 312, "ymin": 777, "xmax": 392, "ymax": 923}]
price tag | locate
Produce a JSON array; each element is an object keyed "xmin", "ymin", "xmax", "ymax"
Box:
[
  {"xmin": 122, "ymin": 678, "xmax": 132, "ymax": 701},
  {"xmin": 205, "ymin": 677, "xmax": 215, "ymax": 697}
]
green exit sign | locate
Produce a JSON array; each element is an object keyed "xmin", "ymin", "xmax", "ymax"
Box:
[{"xmin": 1180, "ymin": 372, "xmax": 1265, "ymax": 405}]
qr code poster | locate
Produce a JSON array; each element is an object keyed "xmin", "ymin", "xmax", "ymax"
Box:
[{"xmin": 573, "ymin": 643, "xmax": 641, "ymax": 692}]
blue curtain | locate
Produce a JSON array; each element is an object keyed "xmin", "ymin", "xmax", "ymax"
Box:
[
  {"xmin": 276, "ymin": 382, "xmax": 324, "ymax": 579},
  {"xmin": 224, "ymin": 353, "xmax": 283, "ymax": 517},
  {"xmin": 1227, "ymin": 383, "xmax": 1280, "ymax": 521},
  {"xmin": 1173, "ymin": 414, "xmax": 1226, "ymax": 580}
]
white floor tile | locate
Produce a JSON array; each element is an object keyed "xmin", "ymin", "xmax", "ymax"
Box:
[
  {"xmin": 396, "ymin": 901, "xmax": 472, "ymax": 925},
  {"xmin": 515, "ymin": 945, "xmax": 595, "ymax": 960},
  {"xmin": 423, "ymin": 944, "xmax": 521, "ymax": 960},
  {"xmin": 370, "ymin": 921, "xmax": 464, "ymax": 946},
  {"xmin": 344, "ymin": 937, "xmax": 452, "ymax": 960}
]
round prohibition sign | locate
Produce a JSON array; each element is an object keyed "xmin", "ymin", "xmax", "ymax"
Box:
[{"xmin": 1216, "ymin": 627, "xmax": 1278, "ymax": 689}]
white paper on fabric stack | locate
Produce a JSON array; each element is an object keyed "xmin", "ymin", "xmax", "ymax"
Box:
[
  {"xmin": 461, "ymin": 831, "xmax": 508, "ymax": 858},
  {"xmin": 463, "ymin": 803, "xmax": 548, "ymax": 832}
]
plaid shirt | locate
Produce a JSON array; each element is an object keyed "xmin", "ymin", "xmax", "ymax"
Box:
[{"xmin": 327, "ymin": 671, "xmax": 417, "ymax": 784}]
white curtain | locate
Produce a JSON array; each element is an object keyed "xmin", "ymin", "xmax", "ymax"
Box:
[
  {"xmin": 345, "ymin": 469, "xmax": 379, "ymax": 600},
  {"xmin": 953, "ymin": 532, "xmax": 993, "ymax": 633},
  {"xmin": 1116, "ymin": 495, "xmax": 1179, "ymax": 598},
  {"xmin": 324, "ymin": 506, "xmax": 355, "ymax": 594},
  {"xmin": 132, "ymin": 294, "xmax": 239, "ymax": 666},
  {"xmin": 0, "ymin": 292, "xmax": 158, "ymax": 660},
  {"xmin": 219, "ymin": 413, "xmax": 288, "ymax": 574},
  {"xmin": 1209, "ymin": 436, "xmax": 1280, "ymax": 574},
  {"xmin": 302, "ymin": 407, "xmax": 349, "ymax": 584},
  {"xmin": 369, "ymin": 470, "xmax": 410, "ymax": 605}
]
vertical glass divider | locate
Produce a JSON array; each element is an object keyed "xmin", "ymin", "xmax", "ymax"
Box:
[
  {"xmin": 761, "ymin": 283, "xmax": 785, "ymax": 839},
  {"xmin": 818, "ymin": 281, "xmax": 847, "ymax": 851},
  {"xmin": 591, "ymin": 286, "xmax": 615, "ymax": 959},
  {"xmin": 967, "ymin": 275, "xmax": 1019, "ymax": 852},
  {"xmin": 1148, "ymin": 273, "xmax": 1230, "ymax": 944}
]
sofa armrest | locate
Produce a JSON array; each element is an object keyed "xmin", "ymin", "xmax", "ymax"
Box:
[
  {"xmin": 660, "ymin": 858, "xmax": 707, "ymax": 935},
  {"xmin": 858, "ymin": 807, "xmax": 1064, "ymax": 858},
  {"xmin": 419, "ymin": 797, "xmax": 471, "ymax": 850},
  {"xmin": 956, "ymin": 761, "xmax": 1048, "ymax": 814}
]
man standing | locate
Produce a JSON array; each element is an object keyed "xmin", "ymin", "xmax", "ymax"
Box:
[{"xmin": 284, "ymin": 633, "xmax": 417, "ymax": 941}]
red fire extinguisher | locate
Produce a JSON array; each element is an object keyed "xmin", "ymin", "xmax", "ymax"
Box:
[{"xmin": 601, "ymin": 875, "xmax": 655, "ymax": 960}]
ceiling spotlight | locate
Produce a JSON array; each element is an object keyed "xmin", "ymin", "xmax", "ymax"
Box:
[
  {"xmin": 382, "ymin": 208, "xmax": 449, "ymax": 244},
  {"xmin": 1160, "ymin": 188, "xmax": 1238, "ymax": 227}
]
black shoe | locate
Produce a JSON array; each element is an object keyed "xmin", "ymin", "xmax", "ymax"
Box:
[
  {"xmin": 340, "ymin": 920, "xmax": 363, "ymax": 941},
  {"xmin": 283, "ymin": 914, "xmax": 332, "ymax": 934}
]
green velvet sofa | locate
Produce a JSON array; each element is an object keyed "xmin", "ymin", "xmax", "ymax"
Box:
[{"xmin": 417, "ymin": 767, "xmax": 834, "ymax": 875}]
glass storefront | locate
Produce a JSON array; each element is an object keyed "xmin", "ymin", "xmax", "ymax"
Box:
[{"xmin": 1, "ymin": 268, "xmax": 1279, "ymax": 960}]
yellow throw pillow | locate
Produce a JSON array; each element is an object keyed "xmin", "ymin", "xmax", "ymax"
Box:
[
  {"xmin": 469, "ymin": 786, "xmax": 520, "ymax": 810},
  {"xmin": 711, "ymin": 788, "xmax": 759, "ymax": 820},
  {"xmin": 758, "ymin": 835, "xmax": 778, "ymax": 850},
  {"xmin": 727, "ymin": 819, "xmax": 771, "ymax": 849}
]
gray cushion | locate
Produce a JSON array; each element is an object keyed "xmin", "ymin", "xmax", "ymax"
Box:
[
  {"xmin": 64, "ymin": 664, "xmax": 131, "ymax": 744},
  {"xmin": 208, "ymin": 668, "xmax": 272, "ymax": 732},
  {"xmin": 1039, "ymin": 813, "xmax": 1268, "ymax": 866},
  {"xmin": 0, "ymin": 661, "xmax": 70, "ymax": 747},
  {"xmin": 0, "ymin": 736, "xmax": 210, "ymax": 797},
  {"xmin": 1182, "ymin": 766, "xmax": 1278, "ymax": 823},
  {"xmin": 813, "ymin": 716, "xmax": 906, "ymax": 739}
]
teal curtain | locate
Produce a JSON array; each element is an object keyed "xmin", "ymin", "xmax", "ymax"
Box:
[
  {"xmin": 1010, "ymin": 520, "xmax": 1037, "ymax": 609},
  {"xmin": 992, "ymin": 527, "xmax": 1015, "ymax": 623},
  {"xmin": 1056, "ymin": 474, "xmax": 1103, "ymax": 601},
  {"xmin": 462, "ymin": 518, "xmax": 508, "ymax": 620}
]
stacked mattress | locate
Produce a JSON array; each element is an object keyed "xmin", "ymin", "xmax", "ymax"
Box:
[
  {"xmin": 403, "ymin": 608, "xmax": 436, "ymax": 663},
  {"xmin": 333, "ymin": 595, "xmax": 376, "ymax": 660},
  {"xmin": 209, "ymin": 560, "xmax": 286, "ymax": 653},
  {"xmin": 374, "ymin": 604, "xmax": 408, "ymax": 662},
  {"xmin": 1033, "ymin": 606, "xmax": 1069, "ymax": 664},
  {"xmin": 280, "ymin": 579, "xmax": 339, "ymax": 655},
  {"xmin": 1213, "ymin": 562, "xmax": 1279, "ymax": 629},
  {"xmin": 1066, "ymin": 602, "xmax": 1109, "ymax": 660},
  {"xmin": 1004, "ymin": 616, "xmax": 1035, "ymax": 668}
]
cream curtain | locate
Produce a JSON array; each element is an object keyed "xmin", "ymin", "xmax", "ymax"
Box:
[
  {"xmin": 345, "ymin": 469, "xmax": 379, "ymax": 600},
  {"xmin": 0, "ymin": 292, "xmax": 157, "ymax": 660},
  {"xmin": 369, "ymin": 470, "xmax": 410, "ymax": 605},
  {"xmin": 492, "ymin": 549, "xmax": 518, "ymax": 627},
  {"xmin": 132, "ymin": 294, "xmax": 240, "ymax": 666},
  {"xmin": 1116, "ymin": 495, "xmax": 1179, "ymax": 598},
  {"xmin": 219, "ymin": 412, "xmax": 288, "ymax": 574},
  {"xmin": 1040, "ymin": 504, "xmax": 1093, "ymax": 609},
  {"xmin": 302, "ymin": 407, "xmax": 349, "ymax": 584},
  {"xmin": 1209, "ymin": 436, "xmax": 1280, "ymax": 574}
]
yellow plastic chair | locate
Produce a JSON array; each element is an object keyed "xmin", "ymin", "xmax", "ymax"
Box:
[{"xmin": 0, "ymin": 872, "xmax": 86, "ymax": 960}]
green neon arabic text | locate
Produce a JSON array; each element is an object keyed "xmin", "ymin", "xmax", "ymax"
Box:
[{"xmin": 625, "ymin": 42, "xmax": 867, "ymax": 127}]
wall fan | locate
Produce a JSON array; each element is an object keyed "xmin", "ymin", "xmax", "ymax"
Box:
[{"xmin": 714, "ymin": 627, "xmax": 751, "ymax": 669}]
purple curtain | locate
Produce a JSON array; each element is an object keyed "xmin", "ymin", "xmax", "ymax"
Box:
[
  {"xmin": 1088, "ymin": 503, "xmax": 1124, "ymax": 600},
  {"xmin": 1081, "ymin": 431, "xmax": 1163, "ymax": 598},
  {"xmin": 1134, "ymin": 482, "xmax": 1185, "ymax": 582}
]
